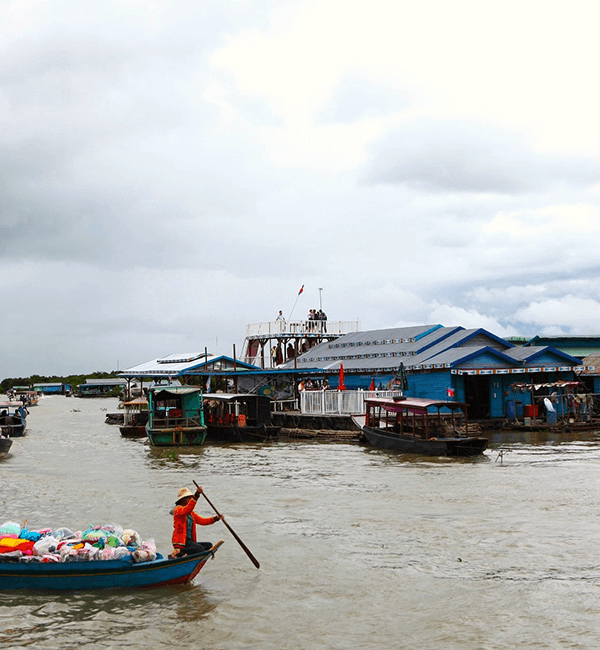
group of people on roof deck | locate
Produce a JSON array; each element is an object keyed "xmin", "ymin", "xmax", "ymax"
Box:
[
  {"xmin": 274, "ymin": 309, "xmax": 327, "ymax": 333},
  {"xmin": 307, "ymin": 309, "xmax": 327, "ymax": 332}
]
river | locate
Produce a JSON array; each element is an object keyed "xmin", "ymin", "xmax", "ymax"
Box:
[{"xmin": 2, "ymin": 396, "xmax": 600, "ymax": 649}]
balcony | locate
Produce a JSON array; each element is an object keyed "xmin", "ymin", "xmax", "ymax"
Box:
[{"xmin": 245, "ymin": 319, "xmax": 360, "ymax": 339}]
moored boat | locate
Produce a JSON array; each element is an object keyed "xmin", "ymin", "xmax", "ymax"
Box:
[
  {"xmin": 0, "ymin": 436, "xmax": 12, "ymax": 458},
  {"xmin": 0, "ymin": 401, "xmax": 27, "ymax": 437},
  {"xmin": 146, "ymin": 386, "xmax": 206, "ymax": 446},
  {"xmin": 119, "ymin": 398, "xmax": 149, "ymax": 438},
  {"xmin": 204, "ymin": 393, "xmax": 280, "ymax": 442},
  {"xmin": 361, "ymin": 397, "xmax": 488, "ymax": 457},
  {"xmin": 14, "ymin": 391, "xmax": 39, "ymax": 407},
  {"xmin": 0, "ymin": 541, "xmax": 223, "ymax": 590}
]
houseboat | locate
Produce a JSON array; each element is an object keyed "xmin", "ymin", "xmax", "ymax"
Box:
[
  {"xmin": 360, "ymin": 396, "xmax": 488, "ymax": 457},
  {"xmin": 145, "ymin": 386, "xmax": 206, "ymax": 446},
  {"xmin": 204, "ymin": 393, "xmax": 280, "ymax": 442}
]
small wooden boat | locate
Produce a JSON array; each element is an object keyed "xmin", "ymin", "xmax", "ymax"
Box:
[
  {"xmin": 14, "ymin": 391, "xmax": 39, "ymax": 407},
  {"xmin": 0, "ymin": 401, "xmax": 27, "ymax": 437},
  {"xmin": 0, "ymin": 436, "xmax": 13, "ymax": 458},
  {"xmin": 0, "ymin": 541, "xmax": 223, "ymax": 590},
  {"xmin": 204, "ymin": 393, "xmax": 280, "ymax": 442},
  {"xmin": 119, "ymin": 398, "xmax": 149, "ymax": 438},
  {"xmin": 361, "ymin": 397, "xmax": 488, "ymax": 457},
  {"xmin": 146, "ymin": 386, "xmax": 207, "ymax": 446}
]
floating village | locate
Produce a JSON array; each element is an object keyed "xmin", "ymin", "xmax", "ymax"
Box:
[
  {"xmin": 3, "ymin": 312, "xmax": 600, "ymax": 458},
  {"xmin": 2, "ymin": 312, "xmax": 600, "ymax": 589}
]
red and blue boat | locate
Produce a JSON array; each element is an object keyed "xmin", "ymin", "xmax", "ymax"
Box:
[{"xmin": 0, "ymin": 541, "xmax": 223, "ymax": 590}]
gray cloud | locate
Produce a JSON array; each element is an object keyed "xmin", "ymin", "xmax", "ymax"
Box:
[{"xmin": 362, "ymin": 119, "xmax": 600, "ymax": 194}]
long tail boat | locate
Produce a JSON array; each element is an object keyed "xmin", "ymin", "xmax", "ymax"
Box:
[
  {"xmin": 0, "ymin": 541, "xmax": 223, "ymax": 590},
  {"xmin": 360, "ymin": 396, "xmax": 488, "ymax": 457}
]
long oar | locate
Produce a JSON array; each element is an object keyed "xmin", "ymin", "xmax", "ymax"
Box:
[{"xmin": 193, "ymin": 480, "xmax": 260, "ymax": 569}]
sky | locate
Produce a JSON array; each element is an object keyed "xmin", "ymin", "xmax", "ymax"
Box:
[{"xmin": 2, "ymin": 0, "xmax": 600, "ymax": 378}]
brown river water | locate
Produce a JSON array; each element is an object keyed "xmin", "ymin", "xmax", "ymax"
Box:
[{"xmin": 2, "ymin": 396, "xmax": 600, "ymax": 649}]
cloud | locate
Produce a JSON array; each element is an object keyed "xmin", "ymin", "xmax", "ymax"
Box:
[
  {"xmin": 2, "ymin": 0, "xmax": 600, "ymax": 378},
  {"xmin": 362, "ymin": 119, "xmax": 600, "ymax": 194},
  {"xmin": 515, "ymin": 296, "xmax": 600, "ymax": 334}
]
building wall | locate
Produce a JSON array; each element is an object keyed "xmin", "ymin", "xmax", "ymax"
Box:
[
  {"xmin": 409, "ymin": 370, "xmax": 452, "ymax": 401},
  {"xmin": 460, "ymin": 352, "xmax": 513, "ymax": 368}
]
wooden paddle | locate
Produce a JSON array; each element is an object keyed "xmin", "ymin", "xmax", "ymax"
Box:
[{"xmin": 193, "ymin": 480, "xmax": 260, "ymax": 569}]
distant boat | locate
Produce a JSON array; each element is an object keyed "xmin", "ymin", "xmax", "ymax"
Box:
[
  {"xmin": 119, "ymin": 398, "xmax": 149, "ymax": 438},
  {"xmin": 359, "ymin": 397, "xmax": 488, "ymax": 457},
  {"xmin": 204, "ymin": 393, "xmax": 280, "ymax": 442},
  {"xmin": 0, "ymin": 542, "xmax": 223, "ymax": 590},
  {"xmin": 0, "ymin": 435, "xmax": 12, "ymax": 458},
  {"xmin": 14, "ymin": 391, "xmax": 39, "ymax": 407},
  {"xmin": 0, "ymin": 401, "xmax": 27, "ymax": 437},
  {"xmin": 146, "ymin": 386, "xmax": 206, "ymax": 446}
]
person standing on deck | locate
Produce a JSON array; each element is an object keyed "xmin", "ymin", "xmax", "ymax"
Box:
[
  {"xmin": 276, "ymin": 310, "xmax": 286, "ymax": 332},
  {"xmin": 171, "ymin": 486, "xmax": 222, "ymax": 557}
]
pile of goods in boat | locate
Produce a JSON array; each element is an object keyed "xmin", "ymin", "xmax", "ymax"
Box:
[{"xmin": 0, "ymin": 521, "xmax": 157, "ymax": 564}]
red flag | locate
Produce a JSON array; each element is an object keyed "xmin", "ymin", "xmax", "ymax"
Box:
[
  {"xmin": 369, "ymin": 379, "xmax": 375, "ymax": 391},
  {"xmin": 298, "ymin": 285, "xmax": 304, "ymax": 295},
  {"xmin": 338, "ymin": 364, "xmax": 346, "ymax": 391}
]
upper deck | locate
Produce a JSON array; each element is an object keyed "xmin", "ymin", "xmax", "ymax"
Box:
[{"xmin": 245, "ymin": 319, "xmax": 360, "ymax": 340}]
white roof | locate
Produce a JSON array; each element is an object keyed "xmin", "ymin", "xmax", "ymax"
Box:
[{"xmin": 119, "ymin": 353, "xmax": 213, "ymax": 377}]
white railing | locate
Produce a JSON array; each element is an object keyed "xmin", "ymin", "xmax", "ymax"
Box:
[
  {"xmin": 272, "ymin": 399, "xmax": 299, "ymax": 412},
  {"xmin": 245, "ymin": 320, "xmax": 360, "ymax": 339},
  {"xmin": 300, "ymin": 390, "xmax": 404, "ymax": 415}
]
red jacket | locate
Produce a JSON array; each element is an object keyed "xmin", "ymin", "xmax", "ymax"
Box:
[{"xmin": 172, "ymin": 497, "xmax": 218, "ymax": 548}]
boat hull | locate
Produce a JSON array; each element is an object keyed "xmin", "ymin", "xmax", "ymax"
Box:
[
  {"xmin": 146, "ymin": 426, "xmax": 207, "ymax": 447},
  {"xmin": 206, "ymin": 424, "xmax": 280, "ymax": 443},
  {"xmin": 0, "ymin": 437, "xmax": 12, "ymax": 458},
  {"xmin": 2, "ymin": 424, "xmax": 25, "ymax": 438},
  {"xmin": 362, "ymin": 426, "xmax": 488, "ymax": 457},
  {"xmin": 0, "ymin": 542, "xmax": 222, "ymax": 590},
  {"xmin": 119, "ymin": 425, "xmax": 147, "ymax": 438}
]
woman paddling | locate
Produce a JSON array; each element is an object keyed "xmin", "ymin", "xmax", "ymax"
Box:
[{"xmin": 171, "ymin": 485, "xmax": 223, "ymax": 557}]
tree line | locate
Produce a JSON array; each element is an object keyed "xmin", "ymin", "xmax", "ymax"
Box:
[{"xmin": 1, "ymin": 371, "xmax": 120, "ymax": 393}]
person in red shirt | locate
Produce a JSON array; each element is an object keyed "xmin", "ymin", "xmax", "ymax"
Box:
[{"xmin": 171, "ymin": 485, "xmax": 222, "ymax": 557}]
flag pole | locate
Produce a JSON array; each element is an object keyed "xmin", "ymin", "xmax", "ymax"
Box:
[{"xmin": 288, "ymin": 285, "xmax": 304, "ymax": 322}]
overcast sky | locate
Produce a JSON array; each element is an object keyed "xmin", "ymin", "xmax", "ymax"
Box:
[{"xmin": 2, "ymin": 0, "xmax": 600, "ymax": 378}]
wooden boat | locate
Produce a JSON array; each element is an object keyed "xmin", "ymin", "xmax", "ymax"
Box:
[
  {"xmin": 14, "ymin": 391, "xmax": 39, "ymax": 407},
  {"xmin": 0, "ymin": 401, "xmax": 27, "ymax": 437},
  {"xmin": 146, "ymin": 386, "xmax": 207, "ymax": 446},
  {"xmin": 204, "ymin": 393, "xmax": 280, "ymax": 442},
  {"xmin": 119, "ymin": 398, "xmax": 149, "ymax": 438},
  {"xmin": 0, "ymin": 436, "xmax": 12, "ymax": 458},
  {"xmin": 0, "ymin": 541, "xmax": 223, "ymax": 590},
  {"xmin": 361, "ymin": 397, "xmax": 488, "ymax": 457}
]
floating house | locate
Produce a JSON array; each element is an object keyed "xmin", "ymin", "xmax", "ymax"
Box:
[
  {"xmin": 32, "ymin": 383, "xmax": 70, "ymax": 395},
  {"xmin": 77, "ymin": 378, "xmax": 128, "ymax": 397},
  {"xmin": 279, "ymin": 324, "xmax": 585, "ymax": 420}
]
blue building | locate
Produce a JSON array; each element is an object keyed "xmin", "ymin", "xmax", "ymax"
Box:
[{"xmin": 280, "ymin": 324, "xmax": 584, "ymax": 420}]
